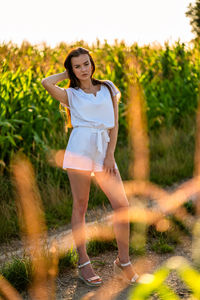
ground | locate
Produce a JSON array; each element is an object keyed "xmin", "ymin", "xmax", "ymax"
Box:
[
  {"xmin": 53, "ymin": 235, "xmax": 192, "ymax": 300},
  {"xmin": 1, "ymin": 203, "xmax": 196, "ymax": 300}
]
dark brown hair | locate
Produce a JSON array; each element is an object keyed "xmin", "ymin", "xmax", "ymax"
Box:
[{"xmin": 63, "ymin": 47, "xmax": 117, "ymax": 101}]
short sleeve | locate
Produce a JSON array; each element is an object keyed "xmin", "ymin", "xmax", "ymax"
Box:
[
  {"xmin": 60, "ymin": 88, "xmax": 71, "ymax": 109},
  {"xmin": 105, "ymin": 80, "xmax": 121, "ymax": 100}
]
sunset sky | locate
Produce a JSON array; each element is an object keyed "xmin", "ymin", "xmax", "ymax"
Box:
[{"xmin": 1, "ymin": 0, "xmax": 196, "ymax": 47}]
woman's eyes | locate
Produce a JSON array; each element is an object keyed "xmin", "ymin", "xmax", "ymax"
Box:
[{"xmin": 75, "ymin": 63, "xmax": 89, "ymax": 68}]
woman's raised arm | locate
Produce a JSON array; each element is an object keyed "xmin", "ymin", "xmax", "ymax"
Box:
[{"xmin": 41, "ymin": 70, "xmax": 69, "ymax": 107}]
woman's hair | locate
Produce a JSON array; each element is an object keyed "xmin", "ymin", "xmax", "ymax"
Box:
[{"xmin": 60, "ymin": 47, "xmax": 120, "ymax": 129}]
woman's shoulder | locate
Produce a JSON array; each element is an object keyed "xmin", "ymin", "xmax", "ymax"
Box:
[
  {"xmin": 102, "ymin": 79, "xmax": 114, "ymax": 87},
  {"xmin": 60, "ymin": 87, "xmax": 81, "ymax": 108},
  {"xmin": 104, "ymin": 79, "xmax": 113, "ymax": 84},
  {"xmin": 65, "ymin": 87, "xmax": 79, "ymax": 92},
  {"xmin": 103, "ymin": 79, "xmax": 118, "ymax": 90},
  {"xmin": 65, "ymin": 86, "xmax": 82, "ymax": 96},
  {"xmin": 103, "ymin": 80, "xmax": 121, "ymax": 98}
]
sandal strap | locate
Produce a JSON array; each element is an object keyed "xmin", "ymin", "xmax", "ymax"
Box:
[
  {"xmin": 78, "ymin": 260, "xmax": 91, "ymax": 268},
  {"xmin": 87, "ymin": 275, "xmax": 101, "ymax": 282},
  {"xmin": 131, "ymin": 273, "xmax": 139, "ymax": 283},
  {"xmin": 120, "ymin": 261, "xmax": 131, "ymax": 267}
]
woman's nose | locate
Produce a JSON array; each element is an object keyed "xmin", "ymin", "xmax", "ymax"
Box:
[{"xmin": 81, "ymin": 66, "xmax": 87, "ymax": 72}]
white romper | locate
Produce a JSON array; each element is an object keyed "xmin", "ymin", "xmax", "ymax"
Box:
[{"xmin": 60, "ymin": 80, "xmax": 121, "ymax": 172}]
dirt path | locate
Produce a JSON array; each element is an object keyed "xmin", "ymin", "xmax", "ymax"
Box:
[
  {"xmin": 1, "ymin": 181, "xmax": 197, "ymax": 300},
  {"xmin": 0, "ymin": 206, "xmax": 113, "ymax": 265},
  {"xmin": 51, "ymin": 231, "xmax": 193, "ymax": 300},
  {"xmin": 5, "ymin": 208, "xmax": 194, "ymax": 300}
]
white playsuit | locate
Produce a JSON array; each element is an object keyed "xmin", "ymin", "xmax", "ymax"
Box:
[{"xmin": 60, "ymin": 80, "xmax": 121, "ymax": 172}]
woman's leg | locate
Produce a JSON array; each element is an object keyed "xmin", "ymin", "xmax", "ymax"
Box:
[
  {"xmin": 67, "ymin": 168, "xmax": 99, "ymax": 280},
  {"xmin": 94, "ymin": 168, "xmax": 137, "ymax": 279}
]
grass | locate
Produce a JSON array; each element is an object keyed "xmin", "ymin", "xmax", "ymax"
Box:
[
  {"xmin": 0, "ymin": 236, "xmax": 134, "ymax": 293},
  {"xmin": 147, "ymin": 213, "xmax": 192, "ymax": 254},
  {"xmin": 0, "ymin": 195, "xmax": 194, "ymax": 293},
  {"xmin": 87, "ymin": 239, "xmax": 117, "ymax": 256},
  {"xmin": 0, "ymin": 217, "xmax": 188, "ymax": 294},
  {"xmin": 0, "ymin": 256, "xmax": 32, "ymax": 292},
  {"xmin": 184, "ymin": 200, "xmax": 196, "ymax": 215},
  {"xmin": 151, "ymin": 241, "xmax": 174, "ymax": 254},
  {"xmin": 0, "ymin": 249, "xmax": 78, "ymax": 293},
  {"xmin": 169, "ymin": 215, "xmax": 191, "ymax": 236},
  {"xmin": 58, "ymin": 247, "xmax": 78, "ymax": 273},
  {"xmin": 149, "ymin": 117, "xmax": 195, "ymax": 187}
]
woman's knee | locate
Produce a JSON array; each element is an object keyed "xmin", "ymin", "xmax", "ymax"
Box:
[
  {"xmin": 72, "ymin": 197, "xmax": 88, "ymax": 215},
  {"xmin": 113, "ymin": 202, "xmax": 129, "ymax": 211},
  {"xmin": 112, "ymin": 196, "xmax": 129, "ymax": 210},
  {"xmin": 113, "ymin": 203, "xmax": 130, "ymax": 223}
]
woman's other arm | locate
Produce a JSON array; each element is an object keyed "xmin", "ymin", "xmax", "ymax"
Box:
[
  {"xmin": 106, "ymin": 94, "xmax": 119, "ymax": 156},
  {"xmin": 103, "ymin": 95, "xmax": 119, "ymax": 175},
  {"xmin": 41, "ymin": 70, "xmax": 69, "ymax": 107}
]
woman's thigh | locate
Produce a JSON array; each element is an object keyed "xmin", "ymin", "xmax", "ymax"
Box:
[
  {"xmin": 67, "ymin": 169, "xmax": 92, "ymax": 205},
  {"xmin": 93, "ymin": 169, "xmax": 129, "ymax": 210}
]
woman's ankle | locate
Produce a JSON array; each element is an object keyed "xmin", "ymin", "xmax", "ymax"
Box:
[
  {"xmin": 118, "ymin": 256, "xmax": 130, "ymax": 264},
  {"xmin": 78, "ymin": 254, "xmax": 90, "ymax": 264}
]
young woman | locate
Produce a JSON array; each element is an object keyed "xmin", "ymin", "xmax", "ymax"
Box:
[{"xmin": 41, "ymin": 47, "xmax": 139, "ymax": 287}]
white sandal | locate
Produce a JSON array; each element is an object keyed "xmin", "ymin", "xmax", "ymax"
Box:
[
  {"xmin": 78, "ymin": 260, "xmax": 102, "ymax": 287},
  {"xmin": 113, "ymin": 258, "xmax": 139, "ymax": 285}
]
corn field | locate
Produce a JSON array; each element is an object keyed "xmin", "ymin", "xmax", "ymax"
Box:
[{"xmin": 0, "ymin": 39, "xmax": 200, "ymax": 176}]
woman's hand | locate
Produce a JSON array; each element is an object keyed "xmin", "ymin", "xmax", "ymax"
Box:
[{"xmin": 103, "ymin": 153, "xmax": 117, "ymax": 176}]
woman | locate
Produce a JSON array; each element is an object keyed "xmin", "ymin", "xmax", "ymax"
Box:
[{"xmin": 41, "ymin": 47, "xmax": 139, "ymax": 287}]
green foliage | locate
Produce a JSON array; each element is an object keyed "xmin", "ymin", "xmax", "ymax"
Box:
[
  {"xmin": 178, "ymin": 263, "xmax": 200, "ymax": 298},
  {"xmin": 184, "ymin": 200, "xmax": 196, "ymax": 215},
  {"xmin": 139, "ymin": 41, "xmax": 200, "ymax": 130},
  {"xmin": 169, "ymin": 216, "xmax": 191, "ymax": 236},
  {"xmin": 128, "ymin": 267, "xmax": 174, "ymax": 299},
  {"xmin": 128, "ymin": 256, "xmax": 200, "ymax": 299},
  {"xmin": 130, "ymin": 222, "xmax": 147, "ymax": 256},
  {"xmin": 58, "ymin": 247, "xmax": 78, "ymax": 273},
  {"xmin": 186, "ymin": 0, "xmax": 200, "ymax": 39},
  {"xmin": 148, "ymin": 222, "xmax": 181, "ymax": 254},
  {"xmin": 87, "ymin": 238, "xmax": 117, "ymax": 256},
  {"xmin": 1, "ymin": 39, "xmax": 200, "ymax": 177},
  {"xmin": 0, "ymin": 256, "xmax": 32, "ymax": 292},
  {"xmin": 149, "ymin": 117, "xmax": 195, "ymax": 186},
  {"xmin": 0, "ymin": 247, "xmax": 79, "ymax": 292},
  {"xmin": 151, "ymin": 241, "xmax": 174, "ymax": 254}
]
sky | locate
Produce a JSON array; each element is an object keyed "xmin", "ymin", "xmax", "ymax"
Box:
[{"xmin": 0, "ymin": 0, "xmax": 196, "ymax": 48}]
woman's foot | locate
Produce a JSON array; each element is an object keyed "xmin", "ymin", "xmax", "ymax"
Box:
[
  {"xmin": 78, "ymin": 260, "xmax": 102, "ymax": 286},
  {"xmin": 114, "ymin": 257, "xmax": 139, "ymax": 282},
  {"xmin": 78, "ymin": 260, "xmax": 97, "ymax": 279}
]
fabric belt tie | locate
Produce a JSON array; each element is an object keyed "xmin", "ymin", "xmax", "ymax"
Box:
[
  {"xmin": 74, "ymin": 126, "xmax": 110, "ymax": 154},
  {"xmin": 92, "ymin": 128, "xmax": 110, "ymax": 154}
]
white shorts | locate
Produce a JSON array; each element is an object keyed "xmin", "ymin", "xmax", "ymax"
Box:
[{"xmin": 63, "ymin": 126, "xmax": 118, "ymax": 172}]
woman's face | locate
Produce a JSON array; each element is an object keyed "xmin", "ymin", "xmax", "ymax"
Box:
[{"xmin": 71, "ymin": 54, "xmax": 93, "ymax": 81}]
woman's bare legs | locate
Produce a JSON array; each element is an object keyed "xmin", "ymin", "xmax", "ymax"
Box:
[
  {"xmin": 67, "ymin": 168, "xmax": 99, "ymax": 280},
  {"xmin": 94, "ymin": 168, "xmax": 137, "ymax": 280}
]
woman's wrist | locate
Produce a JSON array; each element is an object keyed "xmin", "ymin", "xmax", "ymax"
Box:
[
  {"xmin": 106, "ymin": 150, "xmax": 115, "ymax": 158},
  {"xmin": 42, "ymin": 70, "xmax": 69, "ymax": 85}
]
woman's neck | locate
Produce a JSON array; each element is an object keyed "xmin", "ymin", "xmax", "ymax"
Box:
[{"xmin": 80, "ymin": 79, "xmax": 93, "ymax": 90}]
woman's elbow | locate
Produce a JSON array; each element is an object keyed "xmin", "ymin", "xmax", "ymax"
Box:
[{"xmin": 41, "ymin": 79, "xmax": 47, "ymax": 86}]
